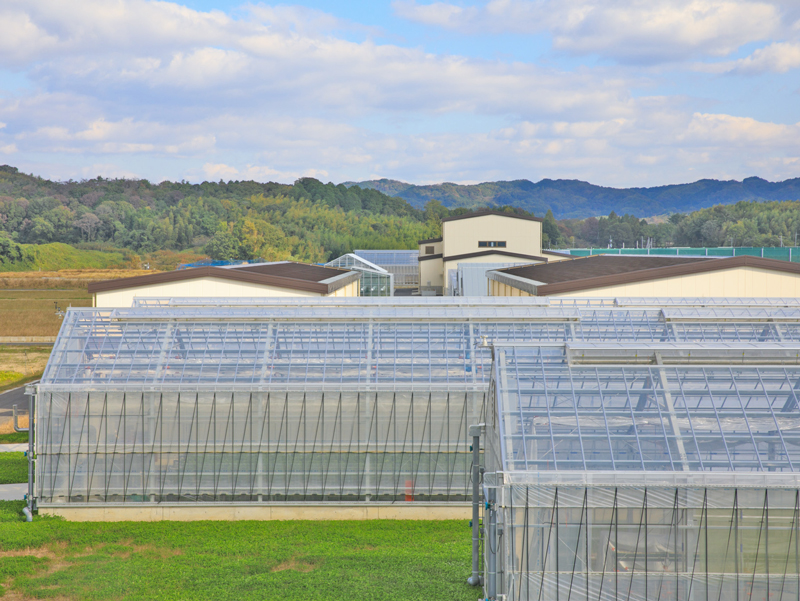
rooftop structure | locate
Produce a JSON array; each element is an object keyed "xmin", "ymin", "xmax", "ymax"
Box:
[
  {"xmin": 448, "ymin": 263, "xmax": 526, "ymax": 296},
  {"xmin": 31, "ymin": 297, "xmax": 800, "ymax": 524},
  {"xmin": 419, "ymin": 210, "xmax": 546, "ymax": 295},
  {"xmin": 88, "ymin": 261, "xmax": 361, "ymax": 307},
  {"xmin": 353, "ymin": 250, "xmax": 419, "ymax": 288},
  {"xmin": 481, "ymin": 340, "xmax": 800, "ymax": 599},
  {"xmin": 488, "ymin": 254, "xmax": 800, "ymax": 298},
  {"xmin": 325, "ymin": 253, "xmax": 393, "ymax": 296}
]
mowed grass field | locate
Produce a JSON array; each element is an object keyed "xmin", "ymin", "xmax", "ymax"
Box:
[
  {"xmin": 0, "ymin": 265, "xmax": 481, "ymax": 600},
  {"xmin": 0, "ymin": 502, "xmax": 482, "ymax": 601},
  {"xmin": 0, "ymin": 452, "xmax": 27, "ymax": 484},
  {"xmin": 0, "ymin": 291, "xmax": 92, "ymax": 337},
  {"xmin": 0, "ymin": 269, "xmax": 150, "ymax": 337}
]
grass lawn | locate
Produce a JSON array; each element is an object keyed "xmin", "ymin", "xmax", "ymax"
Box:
[
  {"xmin": 0, "ymin": 452, "xmax": 27, "ymax": 484},
  {"xmin": 0, "ymin": 501, "xmax": 482, "ymax": 601},
  {"xmin": 0, "ymin": 431, "xmax": 28, "ymax": 443},
  {"xmin": 0, "ymin": 294, "xmax": 92, "ymax": 337}
]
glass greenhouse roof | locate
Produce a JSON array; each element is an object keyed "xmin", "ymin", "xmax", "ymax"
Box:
[
  {"xmin": 353, "ymin": 250, "xmax": 418, "ymax": 265},
  {"xmin": 131, "ymin": 296, "xmax": 800, "ymax": 309},
  {"xmin": 614, "ymin": 297, "xmax": 800, "ymax": 307},
  {"xmin": 325, "ymin": 253, "xmax": 388, "ymax": 273},
  {"xmin": 41, "ymin": 305, "xmax": 800, "ymax": 390},
  {"xmin": 492, "ymin": 343, "xmax": 800, "ymax": 476},
  {"xmin": 131, "ymin": 296, "xmax": 553, "ymax": 308}
]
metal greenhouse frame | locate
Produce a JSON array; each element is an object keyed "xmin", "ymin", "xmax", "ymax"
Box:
[
  {"xmin": 325, "ymin": 253, "xmax": 394, "ymax": 297},
  {"xmin": 28, "ymin": 298, "xmax": 800, "ymax": 531},
  {"xmin": 480, "ymin": 342, "xmax": 800, "ymax": 601}
]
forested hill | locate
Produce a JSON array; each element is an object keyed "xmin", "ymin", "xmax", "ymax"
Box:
[
  {"xmin": 344, "ymin": 177, "xmax": 800, "ymax": 219},
  {"xmin": 0, "ymin": 164, "xmax": 450, "ymax": 265},
  {"xmin": 4, "ymin": 163, "xmax": 800, "ymax": 271},
  {"xmin": 0, "ymin": 165, "xmax": 471, "ymax": 267}
]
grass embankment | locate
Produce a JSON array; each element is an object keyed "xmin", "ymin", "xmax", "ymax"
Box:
[
  {"xmin": 0, "ymin": 269, "xmax": 151, "ymax": 291},
  {"xmin": 0, "ymin": 453, "xmax": 26, "ymax": 484},
  {"xmin": 0, "ymin": 431, "xmax": 27, "ymax": 443},
  {"xmin": 0, "ymin": 242, "xmax": 129, "ymax": 272},
  {"xmin": 0, "ymin": 291, "xmax": 93, "ymax": 337},
  {"xmin": 0, "ymin": 346, "xmax": 51, "ymax": 386},
  {"xmin": 0, "ymin": 503, "xmax": 481, "ymax": 601}
]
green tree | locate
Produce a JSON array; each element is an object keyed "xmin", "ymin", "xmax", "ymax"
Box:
[
  {"xmin": 204, "ymin": 231, "xmax": 239, "ymax": 261},
  {"xmin": 542, "ymin": 209, "xmax": 562, "ymax": 247}
]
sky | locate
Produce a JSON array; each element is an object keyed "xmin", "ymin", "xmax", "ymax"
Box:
[{"xmin": 0, "ymin": 0, "xmax": 799, "ymax": 187}]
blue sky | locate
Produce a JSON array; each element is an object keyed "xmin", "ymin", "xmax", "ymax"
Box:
[{"xmin": 0, "ymin": 0, "xmax": 798, "ymax": 187}]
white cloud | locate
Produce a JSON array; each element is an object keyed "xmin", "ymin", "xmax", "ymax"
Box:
[
  {"xmin": 394, "ymin": 0, "xmax": 784, "ymax": 64},
  {"xmin": 0, "ymin": 0, "xmax": 799, "ymax": 189},
  {"xmin": 729, "ymin": 41, "xmax": 800, "ymax": 73},
  {"xmin": 202, "ymin": 162, "xmax": 329, "ymax": 183}
]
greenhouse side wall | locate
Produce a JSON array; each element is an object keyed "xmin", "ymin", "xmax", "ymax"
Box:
[
  {"xmin": 488, "ymin": 483, "xmax": 800, "ymax": 601},
  {"xmin": 36, "ymin": 388, "xmax": 484, "ymax": 507}
]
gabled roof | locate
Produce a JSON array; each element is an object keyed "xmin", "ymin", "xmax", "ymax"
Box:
[
  {"xmin": 487, "ymin": 255, "xmax": 800, "ymax": 296},
  {"xmin": 541, "ymin": 250, "xmax": 574, "ymax": 259},
  {"xmin": 443, "ymin": 250, "xmax": 548, "ymax": 263},
  {"xmin": 325, "ymin": 253, "xmax": 389, "ymax": 273},
  {"xmin": 441, "ymin": 210, "xmax": 543, "ymax": 224},
  {"xmin": 88, "ymin": 261, "xmax": 361, "ymax": 295}
]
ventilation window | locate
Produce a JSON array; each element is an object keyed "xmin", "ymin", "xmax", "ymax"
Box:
[
  {"xmin": 425, "ymin": 246, "xmax": 435, "ymax": 254},
  {"xmin": 478, "ymin": 241, "xmax": 507, "ymax": 248}
]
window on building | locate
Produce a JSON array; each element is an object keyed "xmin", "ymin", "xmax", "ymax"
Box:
[
  {"xmin": 478, "ymin": 241, "xmax": 507, "ymax": 248},
  {"xmin": 425, "ymin": 246, "xmax": 435, "ymax": 254}
]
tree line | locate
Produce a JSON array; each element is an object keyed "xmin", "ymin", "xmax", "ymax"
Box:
[
  {"xmin": 558, "ymin": 200, "xmax": 800, "ymax": 249},
  {"xmin": 1, "ymin": 165, "xmax": 799, "ymax": 267}
]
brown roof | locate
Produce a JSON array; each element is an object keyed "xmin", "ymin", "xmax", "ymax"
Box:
[
  {"xmin": 231, "ymin": 262, "xmax": 343, "ymax": 283},
  {"xmin": 418, "ymin": 237, "xmax": 443, "ymax": 244},
  {"xmin": 443, "ymin": 250, "xmax": 548, "ymax": 263},
  {"xmin": 490, "ymin": 255, "xmax": 800, "ymax": 296},
  {"xmin": 418, "ymin": 253, "xmax": 443, "ymax": 262},
  {"xmin": 541, "ymin": 250, "xmax": 574, "ymax": 259},
  {"xmin": 88, "ymin": 262, "xmax": 361, "ymax": 295},
  {"xmin": 441, "ymin": 210, "xmax": 543, "ymax": 223},
  {"xmin": 503, "ymin": 255, "xmax": 712, "ymax": 285}
]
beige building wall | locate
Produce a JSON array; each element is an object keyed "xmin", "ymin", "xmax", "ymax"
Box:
[
  {"xmin": 95, "ymin": 276, "xmax": 356, "ymax": 307},
  {"xmin": 419, "ymin": 257, "xmax": 444, "ymax": 290},
  {"xmin": 489, "ymin": 266, "xmax": 800, "ymax": 298},
  {"xmin": 443, "ymin": 214, "xmax": 542, "ymax": 258},
  {"xmin": 443, "ymin": 254, "xmax": 545, "ymax": 295},
  {"xmin": 548, "ymin": 266, "xmax": 800, "ymax": 298},
  {"xmin": 490, "ymin": 280, "xmax": 533, "ymax": 296},
  {"xmin": 542, "ymin": 252, "xmax": 574, "ymax": 263},
  {"xmin": 418, "ymin": 239, "xmax": 443, "ymax": 256},
  {"xmin": 41, "ymin": 503, "xmax": 471, "ymax": 522},
  {"xmin": 330, "ymin": 280, "xmax": 359, "ymax": 297},
  {"xmin": 444, "ymin": 253, "xmax": 543, "ymax": 270}
]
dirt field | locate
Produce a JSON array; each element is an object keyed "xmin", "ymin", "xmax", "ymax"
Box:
[
  {"xmin": 0, "ymin": 415, "xmax": 28, "ymax": 435},
  {"xmin": 0, "ymin": 269, "xmax": 154, "ymax": 336},
  {"xmin": 0, "ymin": 346, "xmax": 52, "ymax": 377},
  {"xmin": 0, "ymin": 269, "xmax": 152, "ymax": 290},
  {"xmin": 0, "ymin": 293, "xmax": 92, "ymax": 336}
]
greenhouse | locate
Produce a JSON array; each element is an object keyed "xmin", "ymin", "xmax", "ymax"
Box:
[
  {"xmin": 481, "ymin": 341, "xmax": 800, "ymax": 601},
  {"xmin": 325, "ymin": 253, "xmax": 394, "ymax": 296},
  {"xmin": 353, "ymin": 249, "xmax": 419, "ymax": 288},
  {"xmin": 29, "ymin": 298, "xmax": 800, "ymax": 529}
]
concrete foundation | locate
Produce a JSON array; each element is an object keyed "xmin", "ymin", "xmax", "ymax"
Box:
[{"xmin": 39, "ymin": 503, "xmax": 471, "ymax": 522}]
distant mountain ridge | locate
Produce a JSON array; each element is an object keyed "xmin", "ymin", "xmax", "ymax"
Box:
[{"xmin": 343, "ymin": 177, "xmax": 800, "ymax": 219}]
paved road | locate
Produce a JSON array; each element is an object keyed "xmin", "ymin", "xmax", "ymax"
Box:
[
  {"xmin": 0, "ymin": 444, "xmax": 27, "ymax": 452},
  {"xmin": 0, "ymin": 385, "xmax": 27, "ymax": 418}
]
